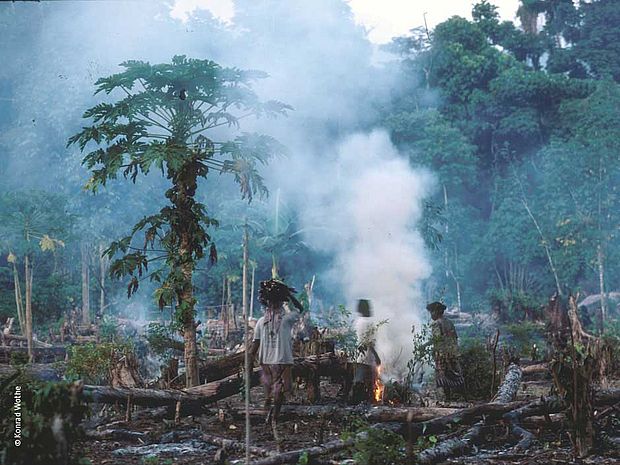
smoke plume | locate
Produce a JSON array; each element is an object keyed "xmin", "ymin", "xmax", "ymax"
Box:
[{"xmin": 294, "ymin": 130, "xmax": 434, "ymax": 378}]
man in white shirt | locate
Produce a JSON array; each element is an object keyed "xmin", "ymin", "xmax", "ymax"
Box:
[{"xmin": 249, "ymin": 279, "xmax": 304, "ymax": 427}]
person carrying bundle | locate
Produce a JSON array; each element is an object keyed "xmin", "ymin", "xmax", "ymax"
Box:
[{"xmin": 249, "ymin": 279, "xmax": 305, "ymax": 431}]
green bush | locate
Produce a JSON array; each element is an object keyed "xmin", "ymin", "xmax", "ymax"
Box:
[
  {"xmin": 98, "ymin": 317, "xmax": 119, "ymax": 342},
  {"xmin": 9, "ymin": 351, "xmax": 29, "ymax": 366},
  {"xmin": 459, "ymin": 340, "xmax": 496, "ymax": 401},
  {"xmin": 0, "ymin": 373, "xmax": 89, "ymax": 465},
  {"xmin": 503, "ymin": 321, "xmax": 544, "ymax": 358},
  {"xmin": 66, "ymin": 341, "xmax": 133, "ymax": 384},
  {"xmin": 352, "ymin": 427, "xmax": 405, "ymax": 465}
]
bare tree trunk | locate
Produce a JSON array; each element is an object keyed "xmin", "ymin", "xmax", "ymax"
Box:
[
  {"xmin": 249, "ymin": 264, "xmax": 255, "ymax": 319},
  {"xmin": 518, "ymin": 183, "xmax": 562, "ymax": 295},
  {"xmin": 11, "ymin": 260, "xmax": 25, "ymax": 335},
  {"xmin": 242, "ymin": 224, "xmax": 251, "ymax": 465},
  {"xmin": 24, "ymin": 254, "xmax": 34, "ymax": 362},
  {"xmin": 99, "ymin": 243, "xmax": 107, "ymax": 316},
  {"xmin": 597, "ymin": 244, "xmax": 607, "ymax": 335},
  {"xmin": 81, "ymin": 243, "xmax": 90, "ymax": 325}
]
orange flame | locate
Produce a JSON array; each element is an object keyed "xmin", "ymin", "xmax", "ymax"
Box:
[{"xmin": 373, "ymin": 365, "xmax": 384, "ymax": 403}]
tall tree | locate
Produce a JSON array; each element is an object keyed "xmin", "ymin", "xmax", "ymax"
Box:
[
  {"xmin": 538, "ymin": 80, "xmax": 620, "ymax": 332},
  {"xmin": 69, "ymin": 56, "xmax": 290, "ymax": 387}
]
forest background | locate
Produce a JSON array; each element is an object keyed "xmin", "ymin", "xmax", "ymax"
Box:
[{"xmin": 1, "ymin": 0, "xmax": 619, "ymax": 338}]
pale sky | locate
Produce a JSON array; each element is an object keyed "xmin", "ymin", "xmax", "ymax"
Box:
[{"xmin": 170, "ymin": 0, "xmax": 522, "ymax": 43}]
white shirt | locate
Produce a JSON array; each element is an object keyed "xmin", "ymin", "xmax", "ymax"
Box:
[{"xmin": 253, "ymin": 310, "xmax": 300, "ymax": 365}]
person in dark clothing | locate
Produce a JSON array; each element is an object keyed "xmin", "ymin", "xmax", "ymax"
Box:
[{"xmin": 427, "ymin": 301, "xmax": 464, "ymax": 400}]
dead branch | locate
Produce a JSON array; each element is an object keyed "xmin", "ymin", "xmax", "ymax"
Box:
[{"xmin": 201, "ymin": 433, "xmax": 271, "ymax": 457}]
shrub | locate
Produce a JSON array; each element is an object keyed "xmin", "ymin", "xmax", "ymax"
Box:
[
  {"xmin": 459, "ymin": 340, "xmax": 496, "ymax": 400},
  {"xmin": 66, "ymin": 341, "xmax": 133, "ymax": 384},
  {"xmin": 0, "ymin": 373, "xmax": 88, "ymax": 465},
  {"xmin": 503, "ymin": 321, "xmax": 544, "ymax": 358},
  {"xmin": 352, "ymin": 427, "xmax": 405, "ymax": 465}
]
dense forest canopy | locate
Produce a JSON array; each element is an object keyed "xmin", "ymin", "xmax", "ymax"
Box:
[{"xmin": 1, "ymin": 0, "xmax": 619, "ymax": 338}]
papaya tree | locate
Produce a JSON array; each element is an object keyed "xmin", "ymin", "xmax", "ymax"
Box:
[{"xmin": 69, "ymin": 56, "xmax": 290, "ymax": 387}]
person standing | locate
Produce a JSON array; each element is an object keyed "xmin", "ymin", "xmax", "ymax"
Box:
[
  {"xmin": 426, "ymin": 301, "xmax": 464, "ymax": 400},
  {"xmin": 249, "ymin": 279, "xmax": 304, "ymax": 431}
]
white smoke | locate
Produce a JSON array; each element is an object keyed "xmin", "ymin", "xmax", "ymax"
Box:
[{"xmin": 296, "ymin": 130, "xmax": 434, "ymax": 378}]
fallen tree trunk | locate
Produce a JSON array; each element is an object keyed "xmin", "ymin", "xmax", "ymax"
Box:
[
  {"xmin": 201, "ymin": 433, "xmax": 271, "ymax": 457},
  {"xmin": 248, "ymin": 437, "xmax": 356, "ymax": 465},
  {"xmin": 223, "ymin": 404, "xmax": 458, "ymax": 424},
  {"xmin": 522, "ymin": 363, "xmax": 549, "ymax": 377},
  {"xmin": 0, "ymin": 363, "xmax": 64, "ymax": 381},
  {"xmin": 503, "ymin": 395, "xmax": 564, "ymax": 450},
  {"xmin": 417, "ymin": 363, "xmax": 523, "ymax": 465},
  {"xmin": 248, "ymin": 423, "xmax": 400, "ymax": 465},
  {"xmin": 84, "ymin": 369, "xmax": 261, "ymax": 409},
  {"xmin": 199, "ymin": 352, "xmax": 346, "ymax": 384},
  {"xmin": 199, "ymin": 351, "xmax": 246, "ymax": 383},
  {"xmin": 82, "ymin": 354, "xmax": 347, "ymax": 410}
]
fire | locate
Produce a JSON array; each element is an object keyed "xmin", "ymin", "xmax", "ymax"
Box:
[{"xmin": 373, "ymin": 365, "xmax": 384, "ymax": 403}]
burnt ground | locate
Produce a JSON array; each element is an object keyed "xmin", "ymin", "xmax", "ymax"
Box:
[{"xmin": 76, "ymin": 376, "xmax": 620, "ymax": 465}]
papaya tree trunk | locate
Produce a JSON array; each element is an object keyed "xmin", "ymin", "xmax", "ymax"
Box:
[
  {"xmin": 180, "ymin": 232, "xmax": 199, "ymax": 388},
  {"xmin": 24, "ymin": 254, "xmax": 34, "ymax": 362},
  {"xmin": 81, "ymin": 242, "xmax": 90, "ymax": 325}
]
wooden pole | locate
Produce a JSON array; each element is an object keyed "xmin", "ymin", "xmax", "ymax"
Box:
[
  {"xmin": 243, "ymin": 222, "xmax": 251, "ymax": 465},
  {"xmin": 24, "ymin": 254, "xmax": 33, "ymax": 362},
  {"xmin": 250, "ymin": 264, "xmax": 255, "ymax": 319}
]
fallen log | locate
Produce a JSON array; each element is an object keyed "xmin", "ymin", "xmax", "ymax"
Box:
[
  {"xmin": 406, "ymin": 400, "xmax": 526, "ymax": 437},
  {"xmin": 85, "ymin": 428, "xmax": 149, "ymax": 442},
  {"xmin": 223, "ymin": 404, "xmax": 458, "ymax": 424},
  {"xmin": 595, "ymin": 388, "xmax": 620, "ymax": 406},
  {"xmin": 522, "ymin": 363, "xmax": 549, "ymax": 377},
  {"xmin": 503, "ymin": 396, "xmax": 564, "ymax": 449},
  {"xmin": 0, "ymin": 363, "xmax": 65, "ymax": 381},
  {"xmin": 84, "ymin": 369, "xmax": 261, "ymax": 409},
  {"xmin": 248, "ymin": 423, "xmax": 400, "ymax": 465},
  {"xmin": 199, "ymin": 351, "xmax": 346, "ymax": 384},
  {"xmin": 201, "ymin": 433, "xmax": 271, "ymax": 457},
  {"xmin": 417, "ymin": 363, "xmax": 523, "ymax": 465},
  {"xmin": 248, "ymin": 436, "xmax": 355, "ymax": 465},
  {"xmin": 199, "ymin": 351, "xmax": 246, "ymax": 383}
]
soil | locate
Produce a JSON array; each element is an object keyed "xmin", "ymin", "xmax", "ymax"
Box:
[{"xmin": 76, "ymin": 377, "xmax": 620, "ymax": 465}]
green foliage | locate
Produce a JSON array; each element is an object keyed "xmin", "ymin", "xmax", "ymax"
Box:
[
  {"xmin": 296, "ymin": 451, "xmax": 309, "ymax": 465},
  {"xmin": 69, "ymin": 56, "xmax": 289, "ymax": 327},
  {"xmin": 142, "ymin": 456, "xmax": 172, "ymax": 465},
  {"xmin": 66, "ymin": 341, "xmax": 133, "ymax": 384},
  {"xmin": 503, "ymin": 321, "xmax": 544, "ymax": 357},
  {"xmin": 406, "ymin": 323, "xmax": 434, "ymax": 387},
  {"xmin": 459, "ymin": 340, "xmax": 495, "ymax": 400},
  {"xmin": 9, "ymin": 351, "xmax": 29, "ymax": 366},
  {"xmin": 0, "ymin": 374, "xmax": 88, "ymax": 465},
  {"xmin": 145, "ymin": 322, "xmax": 183, "ymax": 357},
  {"xmin": 320, "ymin": 304, "xmax": 357, "ymax": 357},
  {"xmin": 97, "ymin": 316, "xmax": 119, "ymax": 343},
  {"xmin": 352, "ymin": 427, "xmax": 405, "ymax": 465}
]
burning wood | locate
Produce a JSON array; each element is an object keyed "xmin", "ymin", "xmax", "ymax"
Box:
[{"xmin": 373, "ymin": 365, "xmax": 384, "ymax": 404}]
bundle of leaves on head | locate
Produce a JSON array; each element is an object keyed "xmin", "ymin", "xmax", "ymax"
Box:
[
  {"xmin": 68, "ymin": 55, "xmax": 290, "ymax": 387},
  {"xmin": 0, "ymin": 373, "xmax": 88, "ymax": 465}
]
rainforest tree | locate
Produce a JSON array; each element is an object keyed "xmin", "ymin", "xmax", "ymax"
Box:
[{"xmin": 69, "ymin": 56, "xmax": 290, "ymax": 387}]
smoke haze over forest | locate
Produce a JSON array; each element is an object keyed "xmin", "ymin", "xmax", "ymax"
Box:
[{"xmin": 1, "ymin": 0, "xmax": 620, "ymax": 370}]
